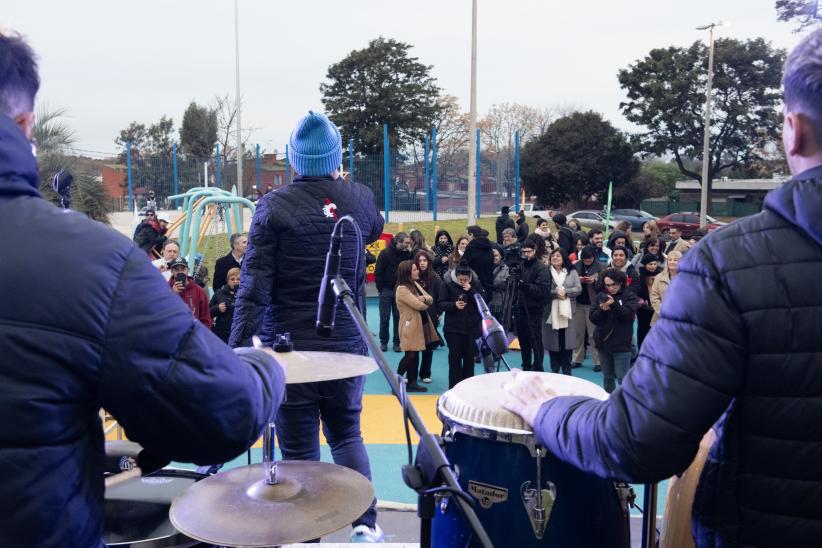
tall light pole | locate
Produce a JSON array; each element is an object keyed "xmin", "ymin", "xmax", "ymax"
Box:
[
  {"xmin": 697, "ymin": 21, "xmax": 724, "ymax": 228},
  {"xmin": 234, "ymin": 0, "xmax": 244, "ymax": 221},
  {"xmin": 467, "ymin": 0, "xmax": 478, "ymax": 225}
]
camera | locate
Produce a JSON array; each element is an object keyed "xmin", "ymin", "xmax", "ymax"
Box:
[
  {"xmin": 502, "ymin": 243, "xmax": 523, "ymax": 268},
  {"xmin": 175, "ymin": 272, "xmax": 187, "ymax": 286}
]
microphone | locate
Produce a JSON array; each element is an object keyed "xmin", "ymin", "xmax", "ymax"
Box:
[
  {"xmin": 316, "ymin": 221, "xmax": 345, "ymax": 336},
  {"xmin": 474, "ymin": 292, "xmax": 508, "ymax": 356}
]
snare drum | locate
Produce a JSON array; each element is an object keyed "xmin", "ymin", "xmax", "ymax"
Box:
[
  {"xmin": 433, "ymin": 371, "xmax": 630, "ymax": 548},
  {"xmin": 105, "ymin": 469, "xmax": 206, "ymax": 547}
]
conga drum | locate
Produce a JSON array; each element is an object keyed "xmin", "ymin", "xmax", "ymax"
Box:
[{"xmin": 433, "ymin": 371, "xmax": 631, "ymax": 547}]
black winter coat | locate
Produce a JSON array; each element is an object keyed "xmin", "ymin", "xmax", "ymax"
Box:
[
  {"xmin": 229, "ymin": 175, "xmax": 383, "ymax": 354},
  {"xmin": 516, "ymin": 218, "xmax": 529, "ymax": 242},
  {"xmin": 557, "ymin": 225, "xmax": 575, "ymax": 255},
  {"xmin": 495, "ymin": 214, "xmax": 515, "ymax": 244},
  {"xmin": 374, "ymin": 237, "xmax": 412, "ymax": 292},
  {"xmin": 133, "ymin": 220, "xmax": 166, "ymax": 256},
  {"xmin": 210, "ymin": 284, "xmax": 237, "ymax": 342},
  {"xmin": 213, "ymin": 252, "xmax": 242, "ymax": 293},
  {"xmin": 532, "ymin": 165, "xmax": 822, "ymax": 547},
  {"xmin": 589, "ymin": 287, "xmax": 638, "ymax": 353},
  {"xmin": 0, "ymin": 115, "xmax": 285, "ymax": 548},
  {"xmin": 518, "ymin": 258, "xmax": 552, "ymax": 314},
  {"xmin": 463, "ymin": 236, "xmax": 495, "ymax": 301},
  {"xmin": 438, "ymin": 270, "xmax": 485, "ymax": 336}
]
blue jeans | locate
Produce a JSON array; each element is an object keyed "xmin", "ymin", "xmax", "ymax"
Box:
[
  {"xmin": 599, "ymin": 350, "xmax": 632, "ymax": 393},
  {"xmin": 276, "ymin": 376, "xmax": 377, "ymax": 529},
  {"xmin": 378, "ymin": 288, "xmax": 399, "ymax": 345}
]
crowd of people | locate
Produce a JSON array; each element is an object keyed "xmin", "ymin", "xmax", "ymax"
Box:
[{"xmin": 377, "ymin": 205, "xmax": 712, "ymax": 393}]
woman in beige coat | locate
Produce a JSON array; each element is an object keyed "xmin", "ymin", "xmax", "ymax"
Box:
[
  {"xmin": 650, "ymin": 251, "xmax": 682, "ymax": 325},
  {"xmin": 395, "ymin": 260, "xmax": 440, "ymax": 392}
]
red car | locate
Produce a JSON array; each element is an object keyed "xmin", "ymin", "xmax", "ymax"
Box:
[{"xmin": 656, "ymin": 212, "xmax": 726, "ymax": 238}]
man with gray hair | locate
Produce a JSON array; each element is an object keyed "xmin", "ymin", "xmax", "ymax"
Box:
[
  {"xmin": 0, "ymin": 31, "xmax": 286, "ymax": 547},
  {"xmin": 212, "ymin": 232, "xmax": 248, "ymax": 292},
  {"xmin": 504, "ymin": 28, "xmax": 822, "ymax": 546}
]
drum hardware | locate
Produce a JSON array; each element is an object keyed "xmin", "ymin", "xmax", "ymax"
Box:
[
  {"xmin": 641, "ymin": 482, "xmax": 659, "ymax": 548},
  {"xmin": 322, "ymin": 236, "xmax": 494, "ymax": 548},
  {"xmin": 520, "ymin": 447, "xmax": 557, "ymax": 540},
  {"xmin": 615, "ymin": 482, "xmax": 637, "ymax": 515}
]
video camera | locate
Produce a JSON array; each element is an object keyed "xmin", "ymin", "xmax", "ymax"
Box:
[{"xmin": 502, "ymin": 243, "xmax": 524, "ymax": 270}]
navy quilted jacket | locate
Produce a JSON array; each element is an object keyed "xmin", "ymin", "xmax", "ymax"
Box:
[
  {"xmin": 229, "ymin": 176, "xmax": 383, "ymax": 354},
  {"xmin": 0, "ymin": 115, "xmax": 285, "ymax": 547},
  {"xmin": 533, "ymin": 165, "xmax": 822, "ymax": 547}
]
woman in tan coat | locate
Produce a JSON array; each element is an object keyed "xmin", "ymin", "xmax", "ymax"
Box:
[
  {"xmin": 650, "ymin": 250, "xmax": 682, "ymax": 325},
  {"xmin": 395, "ymin": 260, "xmax": 440, "ymax": 392}
]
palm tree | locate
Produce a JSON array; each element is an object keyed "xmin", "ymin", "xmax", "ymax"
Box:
[{"xmin": 32, "ymin": 105, "xmax": 111, "ymax": 224}]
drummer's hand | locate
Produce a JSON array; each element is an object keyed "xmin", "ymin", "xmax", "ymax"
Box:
[{"xmin": 501, "ymin": 371, "xmax": 558, "ymax": 428}]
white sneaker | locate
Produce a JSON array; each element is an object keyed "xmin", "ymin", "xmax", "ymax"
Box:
[
  {"xmin": 421, "ymin": 377, "xmax": 432, "ymax": 384},
  {"xmin": 350, "ymin": 524, "xmax": 384, "ymax": 543}
]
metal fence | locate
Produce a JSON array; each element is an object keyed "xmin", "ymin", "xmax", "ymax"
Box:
[
  {"xmin": 641, "ymin": 199, "xmax": 763, "ymax": 218},
  {"xmin": 114, "ymin": 125, "xmax": 525, "ymax": 223}
]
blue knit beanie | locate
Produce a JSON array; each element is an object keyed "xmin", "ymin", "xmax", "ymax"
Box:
[{"xmin": 288, "ymin": 111, "xmax": 342, "ymax": 177}]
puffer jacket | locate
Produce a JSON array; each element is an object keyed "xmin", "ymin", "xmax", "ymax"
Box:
[
  {"xmin": 532, "ymin": 165, "xmax": 822, "ymax": 547},
  {"xmin": 210, "ymin": 284, "xmax": 237, "ymax": 342},
  {"xmin": 229, "ymin": 175, "xmax": 383, "ymax": 353},
  {"xmin": 0, "ymin": 114, "xmax": 285, "ymax": 548},
  {"xmin": 463, "ymin": 236, "xmax": 496, "ymax": 301},
  {"xmin": 438, "ymin": 269, "xmax": 485, "ymax": 336}
]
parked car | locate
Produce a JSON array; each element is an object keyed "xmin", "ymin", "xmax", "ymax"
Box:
[
  {"xmin": 567, "ymin": 210, "xmax": 620, "ymax": 232},
  {"xmin": 520, "ymin": 203, "xmax": 552, "ymax": 220},
  {"xmin": 655, "ymin": 212, "xmax": 726, "ymax": 238},
  {"xmin": 608, "ymin": 209, "xmax": 658, "ymax": 231}
]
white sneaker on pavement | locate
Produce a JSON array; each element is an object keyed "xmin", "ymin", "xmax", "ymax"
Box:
[{"xmin": 350, "ymin": 524, "xmax": 384, "ymax": 543}]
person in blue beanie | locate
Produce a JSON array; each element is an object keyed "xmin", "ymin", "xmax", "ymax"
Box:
[
  {"xmin": 0, "ymin": 30, "xmax": 286, "ymax": 548},
  {"xmin": 503, "ymin": 29, "xmax": 822, "ymax": 547},
  {"xmin": 230, "ymin": 111, "xmax": 385, "ymax": 543}
]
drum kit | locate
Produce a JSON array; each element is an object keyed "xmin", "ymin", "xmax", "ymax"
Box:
[
  {"xmin": 103, "ymin": 350, "xmax": 644, "ymax": 547},
  {"xmin": 103, "ymin": 351, "xmax": 378, "ymax": 547}
]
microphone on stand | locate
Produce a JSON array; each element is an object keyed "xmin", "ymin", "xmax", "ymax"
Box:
[
  {"xmin": 474, "ymin": 292, "xmax": 508, "ymax": 356},
  {"xmin": 316, "ymin": 220, "xmax": 345, "ymax": 337}
]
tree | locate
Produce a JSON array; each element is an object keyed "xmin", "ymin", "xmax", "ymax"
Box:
[
  {"xmin": 618, "ymin": 38, "xmax": 785, "ymax": 203},
  {"xmin": 520, "ymin": 111, "xmax": 638, "ymax": 206},
  {"xmin": 776, "ymin": 0, "xmax": 822, "ymax": 31},
  {"xmin": 147, "ymin": 116, "xmax": 174, "ymax": 155},
  {"xmin": 180, "ymin": 101, "xmax": 218, "ymax": 159},
  {"xmin": 212, "ymin": 94, "xmax": 255, "ymax": 164},
  {"xmin": 114, "ymin": 122, "xmax": 147, "ymax": 161},
  {"xmin": 34, "ymin": 106, "xmax": 110, "ymax": 223},
  {"xmin": 614, "ymin": 161, "xmax": 681, "ymax": 207},
  {"xmin": 320, "ymin": 37, "xmax": 442, "ymax": 155}
]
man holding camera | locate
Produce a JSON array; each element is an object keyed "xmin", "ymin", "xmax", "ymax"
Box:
[{"xmin": 169, "ymin": 256, "xmax": 212, "ymax": 328}]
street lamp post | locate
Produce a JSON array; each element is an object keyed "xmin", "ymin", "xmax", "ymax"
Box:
[
  {"xmin": 697, "ymin": 21, "xmax": 724, "ymax": 229},
  {"xmin": 467, "ymin": 0, "xmax": 478, "ymax": 225},
  {"xmin": 234, "ymin": 0, "xmax": 244, "ymax": 223}
]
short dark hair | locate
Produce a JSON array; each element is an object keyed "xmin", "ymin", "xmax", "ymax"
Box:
[
  {"xmin": 0, "ymin": 31, "xmax": 39, "ymax": 118},
  {"xmin": 552, "ymin": 213, "xmax": 567, "ymax": 226},
  {"xmin": 588, "ymin": 228, "xmax": 604, "ymax": 238},
  {"xmin": 523, "ymin": 234, "xmax": 547, "ymax": 258},
  {"xmin": 600, "ymin": 267, "xmax": 627, "ymax": 287},
  {"xmin": 455, "ymin": 259, "xmax": 473, "ymax": 277},
  {"xmin": 611, "ymin": 245, "xmax": 629, "ymax": 259},
  {"xmin": 466, "ymin": 225, "xmax": 488, "ymax": 238},
  {"xmin": 574, "ymin": 232, "xmax": 590, "ymax": 247},
  {"xmin": 783, "ymin": 28, "xmax": 822, "ymax": 142}
]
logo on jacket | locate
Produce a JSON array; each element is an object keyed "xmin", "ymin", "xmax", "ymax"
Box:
[{"xmin": 323, "ymin": 198, "xmax": 338, "ymax": 220}]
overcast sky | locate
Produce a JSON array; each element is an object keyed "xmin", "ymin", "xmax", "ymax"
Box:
[{"xmin": 3, "ymin": 0, "xmax": 807, "ymax": 156}]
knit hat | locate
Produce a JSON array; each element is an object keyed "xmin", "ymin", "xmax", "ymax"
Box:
[
  {"xmin": 580, "ymin": 245, "xmax": 598, "ymax": 260},
  {"xmin": 641, "ymin": 253, "xmax": 659, "ymax": 266},
  {"xmin": 287, "ymin": 111, "xmax": 342, "ymax": 177}
]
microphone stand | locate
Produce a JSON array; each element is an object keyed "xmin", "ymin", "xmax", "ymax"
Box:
[{"xmin": 331, "ymin": 276, "xmax": 493, "ymax": 548}]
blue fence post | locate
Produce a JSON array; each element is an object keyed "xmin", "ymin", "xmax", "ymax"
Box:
[
  {"xmin": 285, "ymin": 144, "xmax": 290, "ymax": 184},
  {"xmin": 127, "ymin": 141, "xmax": 133, "ymax": 211},
  {"xmin": 476, "ymin": 128, "xmax": 481, "ymax": 219},
  {"xmin": 424, "ymin": 136, "xmax": 430, "ymax": 212},
  {"xmin": 172, "ymin": 143, "xmax": 179, "ymax": 207},
  {"xmin": 256, "ymin": 144, "xmax": 261, "ymax": 193},
  {"xmin": 514, "ymin": 130, "xmax": 521, "ymax": 212},
  {"xmin": 431, "ymin": 127, "xmax": 438, "ymax": 222},
  {"xmin": 215, "ymin": 143, "xmax": 221, "ymax": 189},
  {"xmin": 383, "ymin": 123, "xmax": 390, "ymax": 224},
  {"xmin": 348, "ymin": 139, "xmax": 354, "ymax": 182}
]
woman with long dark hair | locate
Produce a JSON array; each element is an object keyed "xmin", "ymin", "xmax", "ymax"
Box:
[
  {"xmin": 590, "ymin": 267, "xmax": 639, "ymax": 392},
  {"xmin": 542, "ymin": 248, "xmax": 581, "ymax": 375},
  {"xmin": 448, "ymin": 236, "xmax": 469, "ymax": 270},
  {"xmin": 395, "ymin": 260, "xmax": 439, "ymax": 392},
  {"xmin": 414, "ymin": 250, "xmax": 442, "ymax": 383}
]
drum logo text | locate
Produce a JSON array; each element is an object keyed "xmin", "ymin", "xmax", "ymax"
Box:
[{"xmin": 468, "ymin": 480, "xmax": 508, "ymax": 509}]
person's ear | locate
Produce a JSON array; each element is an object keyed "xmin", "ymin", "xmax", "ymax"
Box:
[
  {"xmin": 783, "ymin": 111, "xmax": 800, "ymax": 157},
  {"xmin": 14, "ymin": 112, "xmax": 35, "ymax": 140}
]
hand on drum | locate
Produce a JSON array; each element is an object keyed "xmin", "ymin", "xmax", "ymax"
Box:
[{"xmin": 501, "ymin": 369, "xmax": 558, "ymax": 427}]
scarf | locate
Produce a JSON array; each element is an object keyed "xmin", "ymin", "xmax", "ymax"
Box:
[{"xmin": 548, "ymin": 267, "xmax": 572, "ymax": 330}]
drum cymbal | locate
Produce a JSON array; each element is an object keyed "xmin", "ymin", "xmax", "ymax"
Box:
[
  {"xmin": 274, "ymin": 351, "xmax": 378, "ymax": 384},
  {"xmin": 169, "ymin": 461, "xmax": 374, "ymax": 547}
]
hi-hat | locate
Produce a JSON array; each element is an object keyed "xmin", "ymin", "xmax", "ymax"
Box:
[
  {"xmin": 169, "ymin": 461, "xmax": 374, "ymax": 547},
  {"xmin": 275, "ymin": 351, "xmax": 377, "ymax": 384}
]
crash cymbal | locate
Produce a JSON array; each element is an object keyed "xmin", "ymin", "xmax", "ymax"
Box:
[
  {"xmin": 169, "ymin": 461, "xmax": 374, "ymax": 547},
  {"xmin": 274, "ymin": 351, "xmax": 378, "ymax": 384}
]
